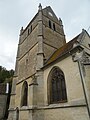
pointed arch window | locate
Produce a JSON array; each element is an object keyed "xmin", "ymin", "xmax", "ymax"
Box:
[
  {"xmin": 53, "ymin": 23, "xmax": 56, "ymax": 31},
  {"xmin": 48, "ymin": 66, "xmax": 67, "ymax": 104},
  {"xmin": 49, "ymin": 20, "xmax": 52, "ymax": 29},
  {"xmin": 21, "ymin": 81, "xmax": 28, "ymax": 107}
]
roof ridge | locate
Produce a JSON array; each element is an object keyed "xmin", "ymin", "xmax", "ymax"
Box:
[{"xmin": 44, "ymin": 33, "xmax": 81, "ymax": 66}]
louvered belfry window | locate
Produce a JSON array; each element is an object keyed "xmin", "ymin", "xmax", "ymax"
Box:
[
  {"xmin": 49, "ymin": 20, "xmax": 52, "ymax": 29},
  {"xmin": 48, "ymin": 67, "xmax": 67, "ymax": 104},
  {"xmin": 53, "ymin": 23, "xmax": 56, "ymax": 31}
]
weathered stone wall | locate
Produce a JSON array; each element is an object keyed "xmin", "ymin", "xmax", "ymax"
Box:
[
  {"xmin": 38, "ymin": 107, "xmax": 89, "ymax": 120},
  {"xmin": 43, "ymin": 55, "xmax": 89, "ymax": 119},
  {"xmin": 42, "ymin": 6, "xmax": 59, "ymax": 25},
  {"xmin": 19, "ymin": 15, "xmax": 38, "ymax": 45},
  {"xmin": 43, "ymin": 15, "xmax": 64, "ymax": 36},
  {"xmin": 43, "ymin": 43, "xmax": 56, "ymax": 61},
  {"xmin": 18, "ymin": 106, "xmax": 89, "ymax": 120},
  {"xmin": 0, "ymin": 94, "xmax": 8, "ymax": 119},
  {"xmin": 80, "ymin": 32, "xmax": 90, "ymax": 54},
  {"xmin": 17, "ymin": 16, "xmax": 39, "ymax": 81},
  {"xmin": 42, "ymin": 11, "xmax": 66, "ymax": 60},
  {"xmin": 19, "ymin": 26, "xmax": 38, "ymax": 58},
  {"xmin": 84, "ymin": 65, "xmax": 90, "ymax": 111},
  {"xmin": 15, "ymin": 76, "xmax": 34, "ymax": 107},
  {"xmin": 44, "ymin": 27, "xmax": 65, "ymax": 48},
  {"xmin": 19, "ymin": 110, "xmax": 29, "ymax": 120},
  {"xmin": 15, "ymin": 82, "xmax": 23, "ymax": 107},
  {"xmin": 18, "ymin": 44, "xmax": 38, "ymax": 81}
]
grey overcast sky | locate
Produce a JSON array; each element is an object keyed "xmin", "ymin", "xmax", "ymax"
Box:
[{"xmin": 0, "ymin": 0, "xmax": 90, "ymax": 70}]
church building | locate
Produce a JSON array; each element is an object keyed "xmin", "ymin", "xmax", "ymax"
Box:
[{"xmin": 8, "ymin": 4, "xmax": 90, "ymax": 120}]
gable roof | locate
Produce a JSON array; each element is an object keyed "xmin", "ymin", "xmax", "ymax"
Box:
[
  {"xmin": 22, "ymin": 5, "xmax": 60, "ymax": 33},
  {"xmin": 42, "ymin": 6, "xmax": 59, "ymax": 21},
  {"xmin": 44, "ymin": 30, "xmax": 89, "ymax": 67}
]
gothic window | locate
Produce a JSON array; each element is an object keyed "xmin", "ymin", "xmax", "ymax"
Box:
[
  {"xmin": 49, "ymin": 20, "xmax": 52, "ymax": 29},
  {"xmin": 53, "ymin": 23, "xmax": 56, "ymax": 31},
  {"xmin": 48, "ymin": 66, "xmax": 67, "ymax": 104},
  {"xmin": 28, "ymin": 25, "xmax": 32, "ymax": 35},
  {"xmin": 21, "ymin": 81, "xmax": 28, "ymax": 107}
]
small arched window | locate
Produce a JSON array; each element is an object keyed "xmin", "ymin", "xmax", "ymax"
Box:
[
  {"xmin": 48, "ymin": 66, "xmax": 67, "ymax": 104},
  {"xmin": 49, "ymin": 20, "xmax": 52, "ymax": 29},
  {"xmin": 53, "ymin": 23, "xmax": 56, "ymax": 31},
  {"xmin": 21, "ymin": 81, "xmax": 28, "ymax": 107}
]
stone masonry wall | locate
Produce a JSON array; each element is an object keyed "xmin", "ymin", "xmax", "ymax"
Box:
[
  {"xmin": 43, "ymin": 55, "xmax": 89, "ymax": 119},
  {"xmin": 0, "ymin": 94, "xmax": 8, "ymax": 119}
]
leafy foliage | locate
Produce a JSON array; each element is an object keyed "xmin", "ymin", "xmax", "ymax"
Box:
[
  {"xmin": 0, "ymin": 66, "xmax": 14, "ymax": 119},
  {"xmin": 0, "ymin": 66, "xmax": 14, "ymax": 83}
]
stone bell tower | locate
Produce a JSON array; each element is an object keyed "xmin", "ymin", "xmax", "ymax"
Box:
[{"xmin": 8, "ymin": 4, "xmax": 66, "ymax": 120}]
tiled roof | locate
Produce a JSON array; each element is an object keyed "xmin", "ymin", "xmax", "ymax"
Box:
[{"xmin": 44, "ymin": 34, "xmax": 81, "ymax": 66}]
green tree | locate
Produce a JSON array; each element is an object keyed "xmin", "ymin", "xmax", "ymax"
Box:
[{"xmin": 0, "ymin": 66, "xmax": 14, "ymax": 83}]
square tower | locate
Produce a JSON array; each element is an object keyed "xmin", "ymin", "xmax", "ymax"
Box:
[
  {"xmin": 8, "ymin": 4, "xmax": 66, "ymax": 120},
  {"xmin": 15, "ymin": 4, "xmax": 66, "ymax": 80}
]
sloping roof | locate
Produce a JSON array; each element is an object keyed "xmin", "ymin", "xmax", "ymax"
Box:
[{"xmin": 44, "ymin": 33, "xmax": 81, "ymax": 66}]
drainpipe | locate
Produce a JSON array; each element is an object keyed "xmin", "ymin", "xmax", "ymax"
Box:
[{"xmin": 78, "ymin": 60, "xmax": 90, "ymax": 118}]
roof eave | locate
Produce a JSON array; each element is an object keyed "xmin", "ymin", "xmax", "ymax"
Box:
[{"xmin": 42, "ymin": 45, "xmax": 82, "ymax": 70}]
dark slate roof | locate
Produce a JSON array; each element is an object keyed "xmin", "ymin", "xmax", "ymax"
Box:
[
  {"xmin": 0, "ymin": 84, "xmax": 6, "ymax": 94},
  {"xmin": 44, "ymin": 33, "xmax": 81, "ymax": 66}
]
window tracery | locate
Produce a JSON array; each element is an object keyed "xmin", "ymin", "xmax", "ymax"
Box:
[{"xmin": 48, "ymin": 67, "xmax": 67, "ymax": 104}]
